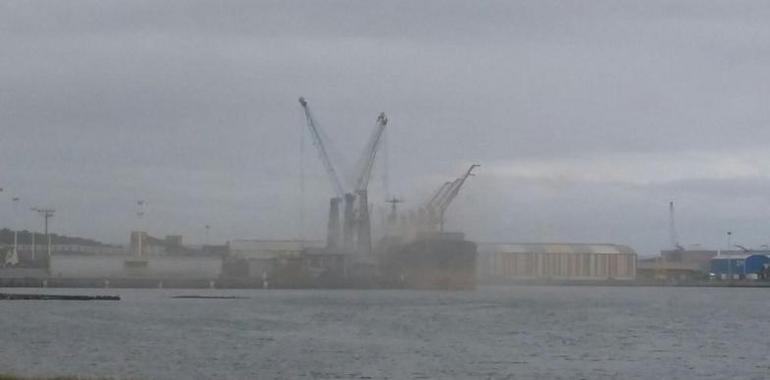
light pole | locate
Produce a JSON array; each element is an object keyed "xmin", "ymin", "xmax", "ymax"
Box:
[
  {"xmin": 32, "ymin": 208, "xmax": 55, "ymax": 259},
  {"xmin": 31, "ymin": 219, "xmax": 36, "ymax": 260},
  {"xmin": 136, "ymin": 200, "xmax": 145, "ymax": 257},
  {"xmin": 727, "ymin": 231, "xmax": 733, "ymax": 280},
  {"xmin": 12, "ymin": 197, "xmax": 19, "ymax": 261},
  {"xmin": 204, "ymin": 225, "xmax": 210, "ymax": 246}
]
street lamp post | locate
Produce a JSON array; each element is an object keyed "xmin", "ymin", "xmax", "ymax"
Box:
[
  {"xmin": 32, "ymin": 208, "xmax": 55, "ymax": 260},
  {"xmin": 31, "ymin": 227, "xmax": 36, "ymax": 261},
  {"xmin": 12, "ymin": 197, "xmax": 19, "ymax": 261},
  {"xmin": 726, "ymin": 232, "xmax": 733, "ymax": 280},
  {"xmin": 136, "ymin": 200, "xmax": 146, "ymax": 257}
]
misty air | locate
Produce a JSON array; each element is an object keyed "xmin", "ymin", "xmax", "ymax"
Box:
[{"xmin": 1, "ymin": 1, "xmax": 769, "ymax": 379}]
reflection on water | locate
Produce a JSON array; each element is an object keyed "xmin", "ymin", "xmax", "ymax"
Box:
[{"xmin": 1, "ymin": 286, "xmax": 769, "ymax": 379}]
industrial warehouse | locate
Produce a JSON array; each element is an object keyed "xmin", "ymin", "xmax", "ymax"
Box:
[{"xmin": 477, "ymin": 243, "xmax": 637, "ymax": 283}]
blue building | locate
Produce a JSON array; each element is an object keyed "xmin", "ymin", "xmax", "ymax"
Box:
[{"xmin": 710, "ymin": 254, "xmax": 770, "ymax": 279}]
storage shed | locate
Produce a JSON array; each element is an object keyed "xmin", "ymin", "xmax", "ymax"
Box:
[{"xmin": 477, "ymin": 243, "xmax": 637, "ymax": 281}]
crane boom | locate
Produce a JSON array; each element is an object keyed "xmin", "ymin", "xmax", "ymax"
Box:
[
  {"xmin": 426, "ymin": 181, "xmax": 453, "ymax": 210},
  {"xmin": 423, "ymin": 180, "xmax": 453, "ymax": 232},
  {"xmin": 298, "ymin": 97, "xmax": 345, "ymax": 197},
  {"xmin": 434, "ymin": 178, "xmax": 461, "ymax": 210},
  {"xmin": 353, "ymin": 112, "xmax": 388, "ymax": 192},
  {"xmin": 351, "ymin": 112, "xmax": 388, "ymax": 256},
  {"xmin": 436, "ymin": 164, "xmax": 480, "ymax": 231},
  {"xmin": 438, "ymin": 164, "xmax": 480, "ymax": 212}
]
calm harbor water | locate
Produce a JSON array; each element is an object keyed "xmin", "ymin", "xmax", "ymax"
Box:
[{"xmin": 1, "ymin": 286, "xmax": 769, "ymax": 379}]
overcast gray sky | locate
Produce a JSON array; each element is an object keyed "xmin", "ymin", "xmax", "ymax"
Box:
[{"xmin": 2, "ymin": 1, "xmax": 770, "ymax": 254}]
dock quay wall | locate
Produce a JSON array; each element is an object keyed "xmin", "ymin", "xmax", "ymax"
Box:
[{"xmin": 48, "ymin": 255, "xmax": 222, "ymax": 279}]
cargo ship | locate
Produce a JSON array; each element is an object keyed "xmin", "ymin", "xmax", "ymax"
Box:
[
  {"xmin": 219, "ymin": 232, "xmax": 478, "ymax": 290},
  {"xmin": 376, "ymin": 232, "xmax": 477, "ymax": 289}
]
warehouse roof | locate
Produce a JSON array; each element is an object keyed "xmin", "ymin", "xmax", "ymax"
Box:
[
  {"xmin": 710, "ymin": 254, "xmax": 753, "ymax": 261},
  {"xmin": 478, "ymin": 243, "xmax": 636, "ymax": 255}
]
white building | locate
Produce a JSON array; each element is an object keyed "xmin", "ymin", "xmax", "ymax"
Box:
[{"xmin": 478, "ymin": 243, "xmax": 637, "ymax": 281}]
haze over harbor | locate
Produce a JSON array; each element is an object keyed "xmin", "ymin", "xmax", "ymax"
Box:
[
  {"xmin": 4, "ymin": 2, "xmax": 770, "ymax": 380},
  {"xmin": 3, "ymin": 2, "xmax": 770, "ymax": 254}
]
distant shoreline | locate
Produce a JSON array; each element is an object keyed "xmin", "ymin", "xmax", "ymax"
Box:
[
  {"xmin": 482, "ymin": 279, "xmax": 770, "ymax": 288},
  {"xmin": 0, "ymin": 375, "xmax": 114, "ymax": 380},
  {"xmin": 2, "ymin": 277, "xmax": 770, "ymax": 289}
]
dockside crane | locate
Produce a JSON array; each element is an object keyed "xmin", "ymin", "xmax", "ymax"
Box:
[
  {"xmin": 352, "ymin": 112, "xmax": 388, "ymax": 255},
  {"xmin": 420, "ymin": 181, "xmax": 449, "ymax": 229},
  {"xmin": 298, "ymin": 97, "xmax": 389, "ymax": 254},
  {"xmin": 429, "ymin": 164, "xmax": 480, "ymax": 232},
  {"xmin": 426, "ymin": 181, "xmax": 453, "ymax": 211},
  {"xmin": 299, "ymin": 97, "xmax": 346, "ymax": 249},
  {"xmin": 299, "ymin": 97, "xmax": 346, "ymax": 198}
]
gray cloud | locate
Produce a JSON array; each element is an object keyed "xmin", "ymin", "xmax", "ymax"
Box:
[{"xmin": 1, "ymin": 1, "xmax": 769, "ymax": 253}]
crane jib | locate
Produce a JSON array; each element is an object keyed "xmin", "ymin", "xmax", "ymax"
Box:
[{"xmin": 298, "ymin": 97, "xmax": 346, "ymax": 198}]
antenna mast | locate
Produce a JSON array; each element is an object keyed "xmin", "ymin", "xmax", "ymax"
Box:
[{"xmin": 669, "ymin": 201, "xmax": 682, "ymax": 250}]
